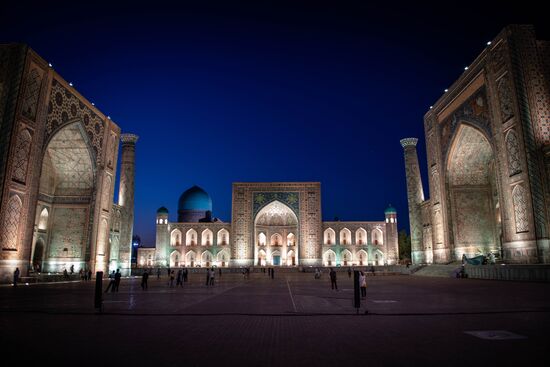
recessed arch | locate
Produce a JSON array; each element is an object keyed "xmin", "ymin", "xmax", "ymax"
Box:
[
  {"xmin": 186, "ymin": 229, "xmax": 197, "ymax": 246},
  {"xmin": 258, "ymin": 232, "xmax": 267, "ymax": 246},
  {"xmin": 372, "ymin": 228, "xmax": 383, "ymax": 245},
  {"xmin": 38, "ymin": 207, "xmax": 49, "ymax": 230},
  {"xmin": 341, "ymin": 249, "xmax": 352, "ymax": 266},
  {"xmin": 271, "ymin": 233, "xmax": 282, "ymax": 246},
  {"xmin": 324, "ymin": 228, "xmax": 335, "ymax": 245},
  {"xmin": 170, "ymin": 250, "xmax": 181, "ymax": 268},
  {"xmin": 171, "ymin": 229, "xmax": 182, "ymax": 246},
  {"xmin": 323, "ymin": 249, "xmax": 336, "ymax": 266},
  {"xmin": 217, "ymin": 228, "xmax": 229, "ymax": 245},
  {"xmin": 355, "ymin": 228, "xmax": 367, "ymax": 245},
  {"xmin": 356, "ymin": 249, "xmax": 368, "ymax": 266},
  {"xmin": 201, "ymin": 229, "xmax": 213, "ymax": 246},
  {"xmin": 446, "ymin": 123, "xmax": 500, "ymax": 260},
  {"xmin": 340, "ymin": 228, "xmax": 351, "ymax": 245},
  {"xmin": 201, "ymin": 250, "xmax": 213, "ymax": 267}
]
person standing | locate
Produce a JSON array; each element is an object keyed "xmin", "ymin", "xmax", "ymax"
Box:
[
  {"xmin": 329, "ymin": 268, "xmax": 338, "ymax": 290},
  {"xmin": 359, "ymin": 271, "xmax": 367, "ymax": 299},
  {"xmin": 141, "ymin": 270, "xmax": 149, "ymax": 290},
  {"xmin": 114, "ymin": 269, "xmax": 121, "ymax": 292},
  {"xmin": 157, "ymin": 267, "xmax": 161, "ymax": 279},
  {"xmin": 183, "ymin": 268, "xmax": 188, "ymax": 283},
  {"xmin": 205, "ymin": 268, "xmax": 210, "ymax": 286},
  {"xmin": 70, "ymin": 264, "xmax": 74, "ymax": 274},
  {"xmin": 169, "ymin": 270, "xmax": 175, "ymax": 287},
  {"xmin": 13, "ymin": 267, "xmax": 20, "ymax": 287},
  {"xmin": 87, "ymin": 269, "xmax": 92, "ymax": 281},
  {"xmin": 347, "ymin": 267, "xmax": 352, "ymax": 278},
  {"xmin": 209, "ymin": 267, "xmax": 215, "ymax": 286},
  {"xmin": 271, "ymin": 267, "xmax": 275, "ymax": 279}
]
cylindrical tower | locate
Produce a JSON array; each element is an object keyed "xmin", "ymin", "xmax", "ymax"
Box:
[
  {"xmin": 118, "ymin": 133, "xmax": 138, "ymax": 275},
  {"xmin": 384, "ymin": 205, "xmax": 399, "ymax": 264},
  {"xmin": 400, "ymin": 138, "xmax": 425, "ymax": 264},
  {"xmin": 155, "ymin": 207, "xmax": 170, "ymax": 266}
]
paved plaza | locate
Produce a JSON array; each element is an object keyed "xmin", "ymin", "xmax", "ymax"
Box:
[{"xmin": 1, "ymin": 272, "xmax": 549, "ymax": 366}]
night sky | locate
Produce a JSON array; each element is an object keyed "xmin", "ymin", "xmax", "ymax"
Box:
[{"xmin": 1, "ymin": 1, "xmax": 548, "ymax": 245}]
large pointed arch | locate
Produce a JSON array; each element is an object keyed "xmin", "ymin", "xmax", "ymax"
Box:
[{"xmin": 446, "ymin": 123, "xmax": 501, "ymax": 260}]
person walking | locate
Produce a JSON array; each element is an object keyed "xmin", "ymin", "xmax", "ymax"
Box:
[
  {"xmin": 13, "ymin": 267, "xmax": 20, "ymax": 287},
  {"xmin": 104, "ymin": 270, "xmax": 116, "ymax": 293},
  {"xmin": 70, "ymin": 264, "xmax": 74, "ymax": 274},
  {"xmin": 141, "ymin": 270, "xmax": 149, "ymax": 290},
  {"xmin": 329, "ymin": 268, "xmax": 338, "ymax": 290},
  {"xmin": 87, "ymin": 269, "xmax": 92, "ymax": 281},
  {"xmin": 359, "ymin": 271, "xmax": 367, "ymax": 299}
]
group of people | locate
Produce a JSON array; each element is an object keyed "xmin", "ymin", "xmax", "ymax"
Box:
[
  {"xmin": 327, "ymin": 268, "xmax": 368, "ymax": 298},
  {"xmin": 104, "ymin": 269, "xmax": 122, "ymax": 293}
]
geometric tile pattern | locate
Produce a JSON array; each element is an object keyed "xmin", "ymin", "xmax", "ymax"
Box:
[
  {"xmin": 0, "ymin": 194, "xmax": 22, "ymax": 250},
  {"xmin": 440, "ymin": 88, "xmax": 491, "ymax": 154},
  {"xmin": 46, "ymin": 79, "xmax": 104, "ymax": 164},
  {"xmin": 20, "ymin": 67, "xmax": 44, "ymax": 121},
  {"xmin": 512, "ymin": 184, "xmax": 529, "ymax": 233},
  {"xmin": 505, "ymin": 129, "xmax": 522, "ymax": 176},
  {"xmin": 44, "ymin": 123, "xmax": 93, "ymax": 196},
  {"xmin": 497, "ymin": 75, "xmax": 514, "ymax": 122},
  {"xmin": 48, "ymin": 207, "xmax": 87, "ymax": 258},
  {"xmin": 11, "ymin": 129, "xmax": 32, "ymax": 184},
  {"xmin": 448, "ymin": 125, "xmax": 493, "ymax": 186}
]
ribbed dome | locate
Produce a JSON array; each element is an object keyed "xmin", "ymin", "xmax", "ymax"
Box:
[
  {"xmin": 384, "ymin": 204, "xmax": 397, "ymax": 214},
  {"xmin": 157, "ymin": 206, "xmax": 169, "ymax": 214},
  {"xmin": 178, "ymin": 185, "xmax": 212, "ymax": 212}
]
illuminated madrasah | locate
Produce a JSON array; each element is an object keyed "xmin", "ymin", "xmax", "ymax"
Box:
[
  {"xmin": 402, "ymin": 25, "xmax": 550, "ymax": 265},
  {"xmin": 142, "ymin": 182, "xmax": 399, "ymax": 268},
  {"xmin": 0, "ymin": 45, "xmax": 136, "ymax": 281}
]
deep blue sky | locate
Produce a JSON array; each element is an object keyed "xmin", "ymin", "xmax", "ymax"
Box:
[{"xmin": 1, "ymin": 1, "xmax": 548, "ymax": 245}]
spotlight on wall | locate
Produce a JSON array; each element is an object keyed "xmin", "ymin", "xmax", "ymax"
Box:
[
  {"xmin": 444, "ymin": 89, "xmax": 448, "ymax": 93},
  {"xmin": 69, "ymin": 82, "xmax": 73, "ymax": 87},
  {"xmin": 107, "ymin": 116, "xmax": 111, "ymax": 120},
  {"xmin": 487, "ymin": 41, "xmax": 492, "ymax": 46},
  {"xmin": 91, "ymin": 102, "xmax": 95, "ymax": 106},
  {"xmin": 429, "ymin": 106, "xmax": 433, "ymax": 109},
  {"xmin": 48, "ymin": 63, "xmax": 52, "ymax": 67},
  {"xmin": 464, "ymin": 66, "xmax": 469, "ymax": 70}
]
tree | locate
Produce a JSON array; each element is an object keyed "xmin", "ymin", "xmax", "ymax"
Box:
[{"xmin": 398, "ymin": 229, "xmax": 411, "ymax": 262}]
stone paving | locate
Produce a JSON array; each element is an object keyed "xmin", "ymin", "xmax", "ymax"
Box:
[{"xmin": 1, "ymin": 272, "xmax": 549, "ymax": 366}]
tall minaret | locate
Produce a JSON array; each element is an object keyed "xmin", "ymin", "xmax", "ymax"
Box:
[
  {"xmin": 118, "ymin": 133, "xmax": 138, "ymax": 275},
  {"xmin": 400, "ymin": 138, "xmax": 425, "ymax": 264}
]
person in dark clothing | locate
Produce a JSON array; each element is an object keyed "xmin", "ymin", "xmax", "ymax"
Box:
[
  {"xmin": 141, "ymin": 270, "xmax": 149, "ymax": 290},
  {"xmin": 13, "ymin": 267, "xmax": 20, "ymax": 287},
  {"xmin": 183, "ymin": 268, "xmax": 188, "ymax": 282},
  {"xmin": 271, "ymin": 267, "xmax": 275, "ymax": 279},
  {"xmin": 157, "ymin": 268, "xmax": 161, "ymax": 279},
  {"xmin": 70, "ymin": 264, "xmax": 74, "ymax": 274},
  {"xmin": 113, "ymin": 269, "xmax": 121, "ymax": 292},
  {"xmin": 104, "ymin": 270, "xmax": 116, "ymax": 293},
  {"xmin": 329, "ymin": 268, "xmax": 338, "ymax": 290},
  {"xmin": 87, "ymin": 269, "xmax": 92, "ymax": 281},
  {"xmin": 218, "ymin": 267, "xmax": 222, "ymax": 277},
  {"xmin": 347, "ymin": 267, "xmax": 352, "ymax": 278}
]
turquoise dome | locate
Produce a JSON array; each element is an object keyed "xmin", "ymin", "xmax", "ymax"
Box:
[
  {"xmin": 178, "ymin": 185, "xmax": 212, "ymax": 212},
  {"xmin": 384, "ymin": 205, "xmax": 397, "ymax": 214},
  {"xmin": 157, "ymin": 206, "xmax": 169, "ymax": 214}
]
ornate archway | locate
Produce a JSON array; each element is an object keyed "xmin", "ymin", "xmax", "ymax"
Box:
[
  {"xmin": 446, "ymin": 124, "xmax": 501, "ymax": 260},
  {"xmin": 33, "ymin": 122, "xmax": 95, "ymax": 272},
  {"xmin": 254, "ymin": 200, "xmax": 298, "ymax": 266}
]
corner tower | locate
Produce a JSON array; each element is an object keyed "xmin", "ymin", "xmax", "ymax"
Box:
[
  {"xmin": 400, "ymin": 138, "xmax": 425, "ymax": 264},
  {"xmin": 384, "ymin": 205, "xmax": 399, "ymax": 264},
  {"xmin": 117, "ymin": 133, "xmax": 138, "ymax": 275}
]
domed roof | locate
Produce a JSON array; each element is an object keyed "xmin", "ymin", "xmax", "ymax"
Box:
[
  {"xmin": 157, "ymin": 206, "xmax": 169, "ymax": 214},
  {"xmin": 178, "ymin": 185, "xmax": 212, "ymax": 212},
  {"xmin": 385, "ymin": 204, "xmax": 397, "ymax": 214}
]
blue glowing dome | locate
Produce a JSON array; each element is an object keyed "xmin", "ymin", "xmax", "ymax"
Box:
[{"xmin": 178, "ymin": 185, "xmax": 212, "ymax": 212}]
